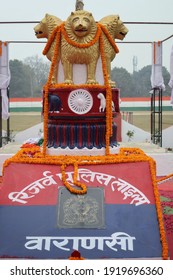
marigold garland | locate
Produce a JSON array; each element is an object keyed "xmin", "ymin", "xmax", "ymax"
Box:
[
  {"xmin": 61, "ymin": 22, "xmax": 101, "ymax": 48},
  {"xmin": 42, "ymin": 21, "xmax": 118, "ymax": 157},
  {"xmin": 156, "ymin": 173, "xmax": 173, "ymax": 184},
  {"xmin": 61, "ymin": 163, "xmax": 87, "ymax": 195},
  {"xmin": 2, "ymin": 18, "xmax": 169, "ymax": 259},
  {"xmin": 148, "ymin": 158, "xmax": 169, "ymax": 260},
  {"xmin": 99, "ymin": 33, "xmax": 113, "ymax": 155},
  {"xmin": 0, "ymin": 41, "xmax": 2, "ymax": 57},
  {"xmin": 68, "ymin": 250, "xmax": 85, "ymax": 260},
  {"xmin": 2, "ymin": 147, "xmax": 169, "ymax": 259},
  {"xmin": 42, "ymin": 27, "xmax": 61, "ymax": 156},
  {"xmin": 68, "ymin": 256, "xmax": 85, "ymax": 260},
  {"xmin": 42, "ymin": 25, "xmax": 61, "ymax": 55},
  {"xmin": 100, "ymin": 24, "xmax": 119, "ymax": 54}
]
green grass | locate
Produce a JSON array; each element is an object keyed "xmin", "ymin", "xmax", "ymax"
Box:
[
  {"xmin": 2, "ymin": 113, "xmax": 42, "ymax": 133},
  {"xmin": 2, "ymin": 111, "xmax": 173, "ymax": 134}
]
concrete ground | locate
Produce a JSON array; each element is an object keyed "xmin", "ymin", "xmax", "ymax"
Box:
[{"xmin": 0, "ymin": 119, "xmax": 173, "ymax": 177}]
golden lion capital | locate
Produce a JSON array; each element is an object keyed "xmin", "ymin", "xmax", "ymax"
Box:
[{"xmin": 34, "ymin": 10, "xmax": 128, "ymax": 85}]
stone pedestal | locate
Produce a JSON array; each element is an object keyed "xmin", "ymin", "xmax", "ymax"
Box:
[{"xmin": 46, "ymin": 87, "xmax": 121, "ymax": 151}]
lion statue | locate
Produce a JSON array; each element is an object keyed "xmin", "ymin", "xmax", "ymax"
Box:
[
  {"xmin": 99, "ymin": 15, "xmax": 128, "ymax": 86},
  {"xmin": 61, "ymin": 10, "xmax": 100, "ymax": 84},
  {"xmin": 34, "ymin": 11, "xmax": 128, "ymax": 86},
  {"xmin": 34, "ymin": 13, "xmax": 62, "ymax": 82}
]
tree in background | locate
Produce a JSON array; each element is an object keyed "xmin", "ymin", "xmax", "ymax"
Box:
[
  {"xmin": 24, "ymin": 55, "xmax": 50, "ymax": 97},
  {"xmin": 111, "ymin": 67, "xmax": 135, "ymax": 97},
  {"xmin": 9, "ymin": 56, "xmax": 171, "ymax": 98},
  {"xmin": 9, "ymin": 59, "xmax": 31, "ymax": 97},
  {"xmin": 111, "ymin": 65, "xmax": 171, "ymax": 97},
  {"xmin": 9, "ymin": 56, "xmax": 50, "ymax": 98}
]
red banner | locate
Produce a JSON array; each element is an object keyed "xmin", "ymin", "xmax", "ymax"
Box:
[{"xmin": 0, "ymin": 161, "xmax": 155, "ymax": 206}]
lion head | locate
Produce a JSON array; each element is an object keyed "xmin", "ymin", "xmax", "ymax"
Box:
[
  {"xmin": 34, "ymin": 13, "xmax": 62, "ymax": 39},
  {"xmin": 99, "ymin": 15, "xmax": 128, "ymax": 40},
  {"xmin": 64, "ymin": 10, "xmax": 97, "ymax": 43}
]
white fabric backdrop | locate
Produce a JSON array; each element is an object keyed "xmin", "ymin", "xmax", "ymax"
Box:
[
  {"xmin": 0, "ymin": 42, "xmax": 11, "ymax": 120},
  {"xmin": 168, "ymin": 44, "xmax": 173, "ymax": 105},
  {"xmin": 150, "ymin": 42, "xmax": 165, "ymax": 90}
]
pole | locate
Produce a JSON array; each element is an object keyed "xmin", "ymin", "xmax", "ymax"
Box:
[
  {"xmin": 75, "ymin": 0, "xmax": 84, "ymax": 11},
  {"xmin": 7, "ymin": 86, "xmax": 10, "ymax": 142}
]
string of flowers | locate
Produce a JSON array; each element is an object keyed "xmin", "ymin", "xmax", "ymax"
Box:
[
  {"xmin": 2, "ymin": 147, "xmax": 160, "ymax": 173},
  {"xmin": 42, "ymin": 27, "xmax": 61, "ymax": 155},
  {"xmin": 42, "ymin": 25, "xmax": 61, "ymax": 56},
  {"xmin": 99, "ymin": 22, "xmax": 120, "ymax": 154},
  {"xmin": 0, "ymin": 42, "xmax": 2, "ymax": 56},
  {"xmin": 156, "ymin": 173, "xmax": 173, "ymax": 184},
  {"xmin": 45, "ymin": 83, "xmax": 106, "ymax": 90},
  {"xmin": 68, "ymin": 250, "xmax": 85, "ymax": 260},
  {"xmin": 1, "ymin": 18, "xmax": 169, "ymax": 259},
  {"xmin": 148, "ymin": 158, "xmax": 169, "ymax": 260},
  {"xmin": 42, "ymin": 21, "xmax": 118, "ymax": 156},
  {"xmin": 0, "ymin": 41, "xmax": 7, "ymax": 57},
  {"xmin": 2, "ymin": 147, "xmax": 169, "ymax": 259},
  {"xmin": 99, "ymin": 32, "xmax": 113, "ymax": 155},
  {"xmin": 100, "ymin": 24, "xmax": 119, "ymax": 54},
  {"xmin": 42, "ymin": 85, "xmax": 49, "ymax": 156},
  {"xmin": 61, "ymin": 22, "xmax": 101, "ymax": 48},
  {"xmin": 61, "ymin": 162, "xmax": 87, "ymax": 194}
]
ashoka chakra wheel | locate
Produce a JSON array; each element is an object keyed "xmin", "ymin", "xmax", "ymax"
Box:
[{"xmin": 68, "ymin": 89, "xmax": 93, "ymax": 115}]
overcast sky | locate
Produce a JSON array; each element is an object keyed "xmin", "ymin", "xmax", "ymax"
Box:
[{"xmin": 0, "ymin": 0, "xmax": 173, "ymax": 73}]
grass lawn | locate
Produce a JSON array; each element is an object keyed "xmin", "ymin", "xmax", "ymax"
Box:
[{"xmin": 2, "ymin": 111, "xmax": 173, "ymax": 134}]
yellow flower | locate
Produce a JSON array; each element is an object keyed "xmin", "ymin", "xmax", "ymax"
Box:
[{"xmin": 2, "ymin": 20, "xmax": 168, "ymax": 260}]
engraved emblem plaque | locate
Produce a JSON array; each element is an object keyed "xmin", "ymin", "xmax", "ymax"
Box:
[{"xmin": 57, "ymin": 187, "xmax": 105, "ymax": 228}]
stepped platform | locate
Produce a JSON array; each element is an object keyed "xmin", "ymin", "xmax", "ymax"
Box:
[
  {"xmin": 0, "ymin": 142, "xmax": 171, "ymax": 259},
  {"xmin": 0, "ymin": 142, "xmax": 172, "ymax": 176}
]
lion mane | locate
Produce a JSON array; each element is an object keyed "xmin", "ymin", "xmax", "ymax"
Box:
[
  {"xmin": 35, "ymin": 11, "xmax": 128, "ymax": 86},
  {"xmin": 34, "ymin": 13, "xmax": 62, "ymax": 40},
  {"xmin": 60, "ymin": 10, "xmax": 100, "ymax": 84},
  {"xmin": 99, "ymin": 15, "xmax": 128, "ymax": 86},
  {"xmin": 64, "ymin": 10, "xmax": 98, "ymax": 44},
  {"xmin": 99, "ymin": 15, "xmax": 128, "ymax": 40},
  {"xmin": 34, "ymin": 14, "xmax": 62, "ymax": 82},
  {"xmin": 34, "ymin": 13, "xmax": 62, "ymax": 62}
]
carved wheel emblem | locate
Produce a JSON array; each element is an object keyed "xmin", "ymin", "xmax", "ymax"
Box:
[{"xmin": 68, "ymin": 89, "xmax": 93, "ymax": 114}]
